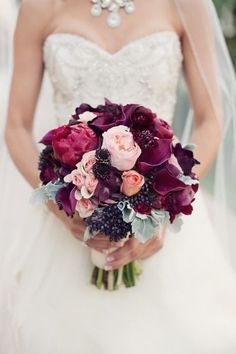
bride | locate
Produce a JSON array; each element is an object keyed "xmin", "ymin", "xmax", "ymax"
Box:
[{"xmin": 1, "ymin": 0, "xmax": 236, "ymax": 353}]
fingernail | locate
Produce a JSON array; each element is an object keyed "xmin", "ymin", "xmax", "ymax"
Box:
[
  {"xmin": 104, "ymin": 265, "xmax": 112, "ymax": 271},
  {"xmin": 106, "ymin": 256, "xmax": 114, "ymax": 262},
  {"xmin": 102, "ymin": 249, "xmax": 109, "ymax": 254}
]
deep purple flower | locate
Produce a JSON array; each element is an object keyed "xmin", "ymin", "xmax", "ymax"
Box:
[
  {"xmin": 93, "ymin": 168, "xmax": 122, "ymax": 202},
  {"xmin": 94, "ymin": 182, "xmax": 110, "ymax": 203},
  {"xmin": 38, "ymin": 146, "xmax": 59, "ymax": 185},
  {"xmin": 154, "ymin": 119, "xmax": 174, "ymax": 139},
  {"xmin": 88, "ymin": 100, "xmax": 127, "ymax": 132},
  {"xmin": 129, "ymin": 106, "xmax": 156, "ymax": 131},
  {"xmin": 137, "ymin": 139, "xmax": 172, "ymax": 174},
  {"xmin": 152, "ymin": 168, "xmax": 186, "ymax": 196},
  {"xmin": 72, "ymin": 103, "xmax": 98, "ymax": 118},
  {"xmin": 173, "ymin": 143, "xmax": 200, "ymax": 175},
  {"xmin": 164, "ymin": 186, "xmax": 197, "ymax": 222},
  {"xmin": 153, "ymin": 184, "xmax": 198, "ymax": 222},
  {"xmin": 40, "ymin": 166, "xmax": 56, "ymax": 185},
  {"xmin": 55, "ymin": 184, "xmax": 77, "ymax": 216}
]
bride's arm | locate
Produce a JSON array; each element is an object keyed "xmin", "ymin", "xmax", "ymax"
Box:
[
  {"xmin": 5, "ymin": 0, "xmax": 51, "ymax": 188},
  {"xmin": 178, "ymin": 1, "xmax": 223, "ymax": 180},
  {"xmin": 182, "ymin": 32, "xmax": 222, "ymax": 179}
]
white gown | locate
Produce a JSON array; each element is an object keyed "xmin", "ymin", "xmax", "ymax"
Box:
[{"xmin": 1, "ymin": 31, "xmax": 236, "ymax": 354}]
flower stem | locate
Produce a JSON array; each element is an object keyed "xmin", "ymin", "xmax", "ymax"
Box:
[
  {"xmin": 116, "ymin": 266, "xmax": 124, "ymax": 289},
  {"xmin": 113, "ymin": 269, "xmax": 119, "ymax": 289},
  {"xmin": 96, "ymin": 268, "xmax": 104, "ymax": 289},
  {"xmin": 129, "ymin": 262, "xmax": 136, "ymax": 286},
  {"xmin": 91, "ymin": 262, "xmax": 142, "ymax": 290},
  {"xmin": 91, "ymin": 266, "xmax": 99, "ymax": 285},
  {"xmin": 108, "ymin": 270, "xmax": 114, "ymax": 291}
]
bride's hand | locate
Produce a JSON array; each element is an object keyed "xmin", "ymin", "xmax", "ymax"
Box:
[
  {"xmin": 104, "ymin": 226, "xmax": 167, "ymax": 270},
  {"xmin": 46, "ymin": 201, "xmax": 120, "ymax": 251}
]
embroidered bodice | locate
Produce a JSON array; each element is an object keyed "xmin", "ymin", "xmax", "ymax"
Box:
[{"xmin": 43, "ymin": 31, "xmax": 183, "ymax": 125}]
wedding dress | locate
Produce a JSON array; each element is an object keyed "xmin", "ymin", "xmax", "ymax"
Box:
[{"xmin": 1, "ymin": 31, "xmax": 236, "ymax": 354}]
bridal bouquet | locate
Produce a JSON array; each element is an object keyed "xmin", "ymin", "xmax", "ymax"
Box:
[{"xmin": 35, "ymin": 99, "xmax": 199, "ymax": 290}]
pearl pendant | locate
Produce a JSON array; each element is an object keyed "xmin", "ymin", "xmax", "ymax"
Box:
[
  {"xmin": 90, "ymin": 0, "xmax": 135, "ymax": 28},
  {"xmin": 107, "ymin": 11, "xmax": 121, "ymax": 28},
  {"xmin": 91, "ymin": 4, "xmax": 102, "ymax": 17},
  {"xmin": 101, "ymin": 0, "xmax": 112, "ymax": 8},
  {"xmin": 125, "ymin": 2, "xmax": 135, "ymax": 14}
]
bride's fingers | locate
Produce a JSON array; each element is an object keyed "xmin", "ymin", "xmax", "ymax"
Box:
[
  {"xmin": 105, "ymin": 239, "xmax": 142, "ymax": 269},
  {"xmin": 86, "ymin": 236, "xmax": 122, "ymax": 250}
]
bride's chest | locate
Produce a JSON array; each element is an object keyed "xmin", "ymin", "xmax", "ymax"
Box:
[{"xmin": 43, "ymin": 31, "xmax": 182, "ymax": 95}]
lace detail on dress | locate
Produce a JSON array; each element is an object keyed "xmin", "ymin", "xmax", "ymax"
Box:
[{"xmin": 43, "ymin": 31, "xmax": 183, "ymax": 125}]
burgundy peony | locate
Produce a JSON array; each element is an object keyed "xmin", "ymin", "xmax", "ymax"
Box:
[
  {"xmin": 173, "ymin": 143, "xmax": 200, "ymax": 175},
  {"xmin": 41, "ymin": 124, "xmax": 98, "ymax": 167}
]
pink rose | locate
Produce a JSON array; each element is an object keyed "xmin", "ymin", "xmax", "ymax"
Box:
[
  {"xmin": 76, "ymin": 198, "xmax": 97, "ymax": 218},
  {"xmin": 102, "ymin": 125, "xmax": 141, "ymax": 171},
  {"xmin": 77, "ymin": 150, "xmax": 97, "ymax": 176},
  {"xmin": 121, "ymin": 170, "xmax": 145, "ymax": 196},
  {"xmin": 64, "ymin": 170, "xmax": 85, "ymax": 189},
  {"xmin": 48, "ymin": 124, "xmax": 98, "ymax": 167},
  {"xmin": 81, "ymin": 174, "xmax": 98, "ymax": 198}
]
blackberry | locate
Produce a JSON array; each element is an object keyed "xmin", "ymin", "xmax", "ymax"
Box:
[{"xmin": 86, "ymin": 205, "xmax": 132, "ymax": 242}]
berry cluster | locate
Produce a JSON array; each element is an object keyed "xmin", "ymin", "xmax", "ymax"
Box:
[
  {"xmin": 128, "ymin": 181, "xmax": 153, "ymax": 208},
  {"xmin": 86, "ymin": 205, "xmax": 132, "ymax": 242}
]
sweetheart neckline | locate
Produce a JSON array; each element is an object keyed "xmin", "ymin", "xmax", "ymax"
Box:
[{"xmin": 43, "ymin": 30, "xmax": 181, "ymax": 57}]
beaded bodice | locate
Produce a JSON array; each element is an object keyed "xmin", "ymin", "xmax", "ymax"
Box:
[{"xmin": 43, "ymin": 31, "xmax": 183, "ymax": 125}]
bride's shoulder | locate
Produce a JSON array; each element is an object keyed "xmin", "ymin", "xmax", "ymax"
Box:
[
  {"xmin": 21, "ymin": 0, "xmax": 54, "ymax": 11},
  {"xmin": 19, "ymin": 0, "xmax": 59, "ymax": 22},
  {"xmin": 18, "ymin": 0, "xmax": 61, "ymax": 38}
]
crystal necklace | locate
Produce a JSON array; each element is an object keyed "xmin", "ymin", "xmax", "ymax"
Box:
[{"xmin": 90, "ymin": 0, "xmax": 136, "ymax": 28}]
